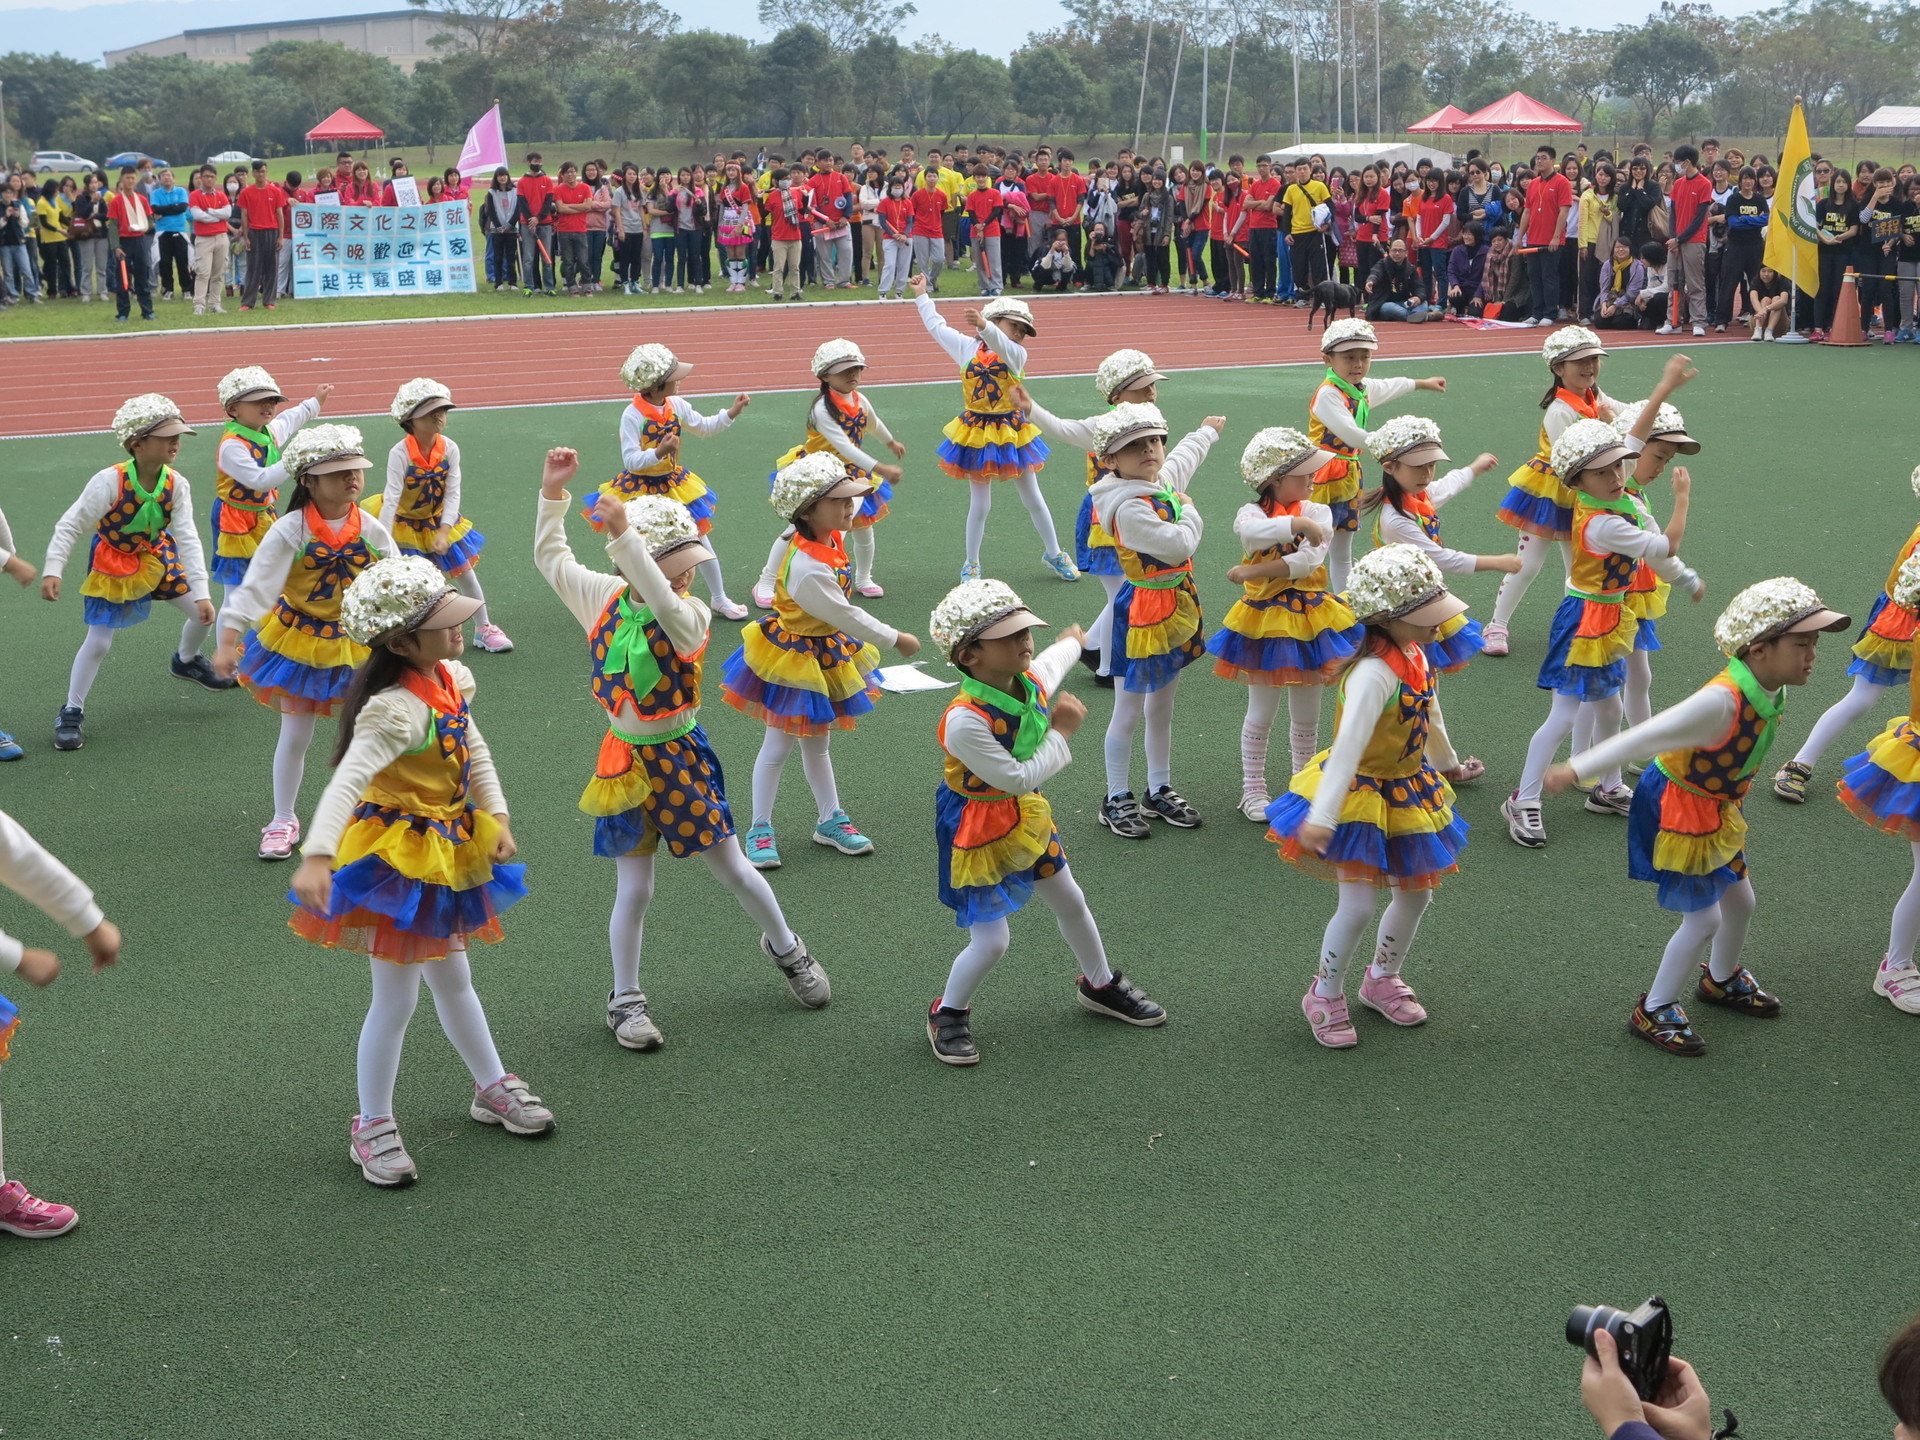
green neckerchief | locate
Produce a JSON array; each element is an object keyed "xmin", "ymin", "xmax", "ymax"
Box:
[
  {"xmin": 1578, "ymin": 490, "xmax": 1641, "ymax": 517},
  {"xmin": 604, "ymin": 593, "xmax": 663, "ymax": 699},
  {"xmin": 225, "ymin": 419, "xmax": 281, "ymax": 467},
  {"xmin": 1152, "ymin": 484, "xmax": 1185, "ymax": 523},
  {"xmin": 1323, "ymin": 368, "xmax": 1370, "ymax": 429},
  {"xmin": 960, "ymin": 672, "xmax": 1049, "ymax": 761},
  {"xmin": 119, "ymin": 462, "xmax": 171, "ymax": 540},
  {"xmin": 1723, "ymin": 656, "xmax": 1785, "ymax": 780}
]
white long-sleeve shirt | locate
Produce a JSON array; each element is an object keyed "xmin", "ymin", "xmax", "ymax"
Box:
[
  {"xmin": 785, "ymin": 542, "xmax": 899, "ymax": 650},
  {"xmin": 216, "ymin": 398, "xmax": 322, "ymax": 496},
  {"xmin": 1307, "ymin": 656, "xmax": 1459, "ymax": 830},
  {"xmin": 1569, "ymin": 684, "xmax": 1752, "ymax": 788},
  {"xmin": 942, "ymin": 636, "xmax": 1081, "ymax": 797},
  {"xmin": 383, "ymin": 436, "xmax": 465, "ymax": 524},
  {"xmin": 0, "ymin": 808, "xmax": 105, "ymax": 973},
  {"xmin": 535, "ymin": 491, "xmax": 711, "ymax": 737},
  {"xmin": 218, "ymin": 505, "xmax": 395, "ymax": 636},
  {"xmin": 1312, "ymin": 375, "xmax": 1418, "ymax": 452},
  {"xmin": 1376, "ymin": 468, "xmax": 1478, "ymax": 574},
  {"xmin": 1233, "ymin": 498, "xmax": 1333, "ymax": 575},
  {"xmin": 1578, "ymin": 507, "xmax": 1700, "ymax": 596},
  {"xmin": 44, "ymin": 465, "xmax": 210, "ymax": 602},
  {"xmin": 1542, "ymin": 390, "xmax": 1622, "ymax": 450},
  {"xmin": 1025, "ymin": 400, "xmax": 1100, "ymax": 453},
  {"xmin": 806, "ymin": 393, "xmax": 897, "ymax": 474},
  {"xmin": 618, "ymin": 396, "xmax": 735, "ymax": 473},
  {"xmin": 917, "ymin": 293, "xmax": 1030, "ymax": 375},
  {"xmin": 1090, "ymin": 426, "xmax": 1218, "ymax": 558},
  {"xmin": 0, "ymin": 506, "xmax": 16, "ymax": 570},
  {"xmin": 303, "ymin": 660, "xmax": 505, "ymax": 858}
]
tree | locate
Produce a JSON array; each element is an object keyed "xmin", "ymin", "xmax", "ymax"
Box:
[
  {"xmin": 586, "ymin": 69, "xmax": 651, "ymax": 145},
  {"xmin": 1609, "ymin": 19, "xmax": 1721, "ymax": 135},
  {"xmin": 408, "ymin": 0, "xmax": 537, "ymax": 57},
  {"xmin": 848, "ymin": 35, "xmax": 907, "ymax": 144},
  {"xmin": 757, "ymin": 25, "xmax": 838, "ymax": 145},
  {"xmin": 249, "ymin": 41, "xmax": 405, "ymax": 132},
  {"xmin": 510, "ymin": 0, "xmax": 678, "ymax": 74},
  {"xmin": 651, "ymin": 30, "xmax": 752, "ymax": 149},
  {"xmin": 408, "ymin": 67, "xmax": 461, "ymax": 160},
  {"xmin": 755, "ymin": 0, "xmax": 916, "ymax": 52},
  {"xmin": 0, "ymin": 53, "xmax": 100, "ymax": 149},
  {"xmin": 1010, "ymin": 44, "xmax": 1089, "ymax": 142},
  {"xmin": 928, "ymin": 50, "xmax": 1011, "ymax": 145}
]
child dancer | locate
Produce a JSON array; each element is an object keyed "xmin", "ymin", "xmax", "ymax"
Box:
[
  {"xmin": 1547, "ymin": 578, "xmax": 1851, "ymax": 1056},
  {"xmin": 590, "ymin": 343, "xmax": 751, "ymax": 619},
  {"xmin": 1503, "ymin": 420, "xmax": 1704, "ymax": 847},
  {"xmin": 752, "ymin": 340, "xmax": 906, "ymax": 606},
  {"xmin": 1838, "ymin": 550, "xmax": 1920, "ymax": 1016},
  {"xmin": 1773, "ymin": 463, "xmax": 1920, "ymax": 803},
  {"xmin": 41, "ymin": 394, "xmax": 227, "ymax": 753},
  {"xmin": 1089, "ymin": 401, "xmax": 1225, "ymax": 838},
  {"xmin": 1018, "ymin": 348, "xmax": 1169, "ymax": 683},
  {"xmin": 722, "ymin": 452, "xmax": 922, "ymax": 870},
  {"xmin": 925, "ymin": 578, "xmax": 1166, "ymax": 1065},
  {"xmin": 211, "ymin": 366, "xmax": 330, "ymax": 596},
  {"xmin": 290, "ymin": 555, "xmax": 551, "ymax": 1187},
  {"xmin": 1265, "ymin": 545, "xmax": 1474, "ymax": 1048},
  {"xmin": 214, "ymin": 425, "xmax": 396, "ymax": 861},
  {"xmin": 0, "ymin": 807, "xmax": 121, "ymax": 1236},
  {"xmin": 1482, "ymin": 326, "xmax": 1622, "ymax": 656},
  {"xmin": 534, "ymin": 452, "xmax": 830, "ymax": 1049},
  {"xmin": 910, "ymin": 273, "xmax": 1077, "ymax": 582},
  {"xmin": 1306, "ymin": 318, "xmax": 1447, "ymax": 591},
  {"xmin": 0, "ymin": 509, "xmax": 30, "ymax": 759},
  {"xmin": 378, "ymin": 378, "xmax": 512, "ymax": 653},
  {"xmin": 1205, "ymin": 425, "xmax": 1361, "ymax": 822}
]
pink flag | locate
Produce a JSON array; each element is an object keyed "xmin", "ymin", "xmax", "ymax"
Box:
[{"xmin": 457, "ymin": 104, "xmax": 507, "ymax": 180}]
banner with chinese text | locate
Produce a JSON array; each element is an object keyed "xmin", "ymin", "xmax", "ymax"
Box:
[{"xmin": 288, "ymin": 199, "xmax": 476, "ymax": 300}]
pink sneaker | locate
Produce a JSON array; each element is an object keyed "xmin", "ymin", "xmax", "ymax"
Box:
[
  {"xmin": 474, "ymin": 622, "xmax": 514, "ymax": 653},
  {"xmin": 259, "ymin": 817, "xmax": 300, "ymax": 861},
  {"xmin": 0, "ymin": 1179, "xmax": 79, "ymax": 1238},
  {"xmin": 854, "ymin": 581, "xmax": 885, "ymax": 598},
  {"xmin": 1481, "ymin": 621, "xmax": 1510, "ymax": 657},
  {"xmin": 1302, "ymin": 987, "xmax": 1358, "ymax": 1047},
  {"xmin": 751, "ymin": 582, "xmax": 777, "ymax": 609},
  {"xmin": 1359, "ymin": 969, "xmax": 1430, "ymax": 1026}
]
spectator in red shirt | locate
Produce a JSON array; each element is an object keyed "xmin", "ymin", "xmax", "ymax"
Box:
[
  {"xmin": 962, "ymin": 168, "xmax": 1007, "ymax": 295},
  {"xmin": 276, "ymin": 169, "xmax": 309, "ymax": 302},
  {"xmin": 1243, "ymin": 155, "xmax": 1283, "ymax": 300},
  {"xmin": 515, "ymin": 152, "xmax": 557, "ymax": 294},
  {"xmin": 234, "ymin": 161, "xmax": 287, "ymax": 309},
  {"xmin": 909, "ymin": 168, "xmax": 948, "ymax": 292},
  {"xmin": 550, "ymin": 161, "xmax": 593, "ymax": 294},
  {"xmin": 1662, "ymin": 143, "xmax": 1715, "ymax": 334},
  {"xmin": 1054, "ymin": 149, "xmax": 1088, "ymax": 266},
  {"xmin": 1413, "ymin": 168, "xmax": 1456, "ymax": 306},
  {"xmin": 1023, "ymin": 153, "xmax": 1059, "ymax": 239},
  {"xmin": 808, "ymin": 158, "xmax": 855, "ymax": 288},
  {"xmin": 765, "ymin": 167, "xmax": 806, "ymax": 300},
  {"xmin": 104, "ymin": 168, "xmax": 155, "ymax": 320},
  {"xmin": 1519, "ymin": 147, "xmax": 1574, "ymax": 323},
  {"xmin": 874, "ymin": 173, "xmax": 914, "ymax": 297},
  {"xmin": 377, "ymin": 156, "xmax": 414, "ymax": 207}
]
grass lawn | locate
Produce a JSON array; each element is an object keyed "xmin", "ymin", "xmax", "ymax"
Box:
[{"xmin": 0, "ymin": 344, "xmax": 1913, "ymax": 1438}]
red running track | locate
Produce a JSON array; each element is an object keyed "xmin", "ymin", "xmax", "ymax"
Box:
[{"xmin": 0, "ymin": 294, "xmax": 1735, "ymax": 439}]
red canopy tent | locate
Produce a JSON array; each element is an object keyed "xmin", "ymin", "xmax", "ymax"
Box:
[
  {"xmin": 305, "ymin": 107, "xmax": 386, "ymax": 147},
  {"xmin": 1407, "ymin": 104, "xmax": 1468, "ymax": 135},
  {"xmin": 1449, "ymin": 92, "xmax": 1581, "ymax": 133}
]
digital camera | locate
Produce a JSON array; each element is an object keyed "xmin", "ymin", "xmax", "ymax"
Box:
[{"xmin": 1567, "ymin": 1295, "xmax": 1674, "ymax": 1401}]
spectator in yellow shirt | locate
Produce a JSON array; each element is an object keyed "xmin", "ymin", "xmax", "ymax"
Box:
[
  {"xmin": 34, "ymin": 179, "xmax": 74, "ymax": 299},
  {"xmin": 1283, "ymin": 164, "xmax": 1331, "ymax": 300}
]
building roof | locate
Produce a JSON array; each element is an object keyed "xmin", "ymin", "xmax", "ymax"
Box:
[{"xmin": 181, "ymin": 9, "xmax": 445, "ymax": 38}]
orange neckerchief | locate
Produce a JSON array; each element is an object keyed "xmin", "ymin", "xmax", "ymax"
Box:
[
  {"xmin": 630, "ymin": 395, "xmax": 674, "ymax": 424},
  {"xmin": 304, "ymin": 504, "xmax": 362, "ymax": 549},
  {"xmin": 1555, "ymin": 386, "xmax": 1601, "ymax": 419},
  {"xmin": 399, "ymin": 661, "xmax": 461, "ymax": 716},
  {"xmin": 793, "ymin": 532, "xmax": 850, "ymax": 568},
  {"xmin": 1402, "ymin": 490, "xmax": 1438, "ymax": 519},
  {"xmin": 1377, "ymin": 636, "xmax": 1431, "ymax": 692},
  {"xmin": 826, "ymin": 388, "xmax": 863, "ymax": 423},
  {"xmin": 1261, "ymin": 496, "xmax": 1303, "ymax": 518},
  {"xmin": 405, "ymin": 433, "xmax": 446, "ymax": 470}
]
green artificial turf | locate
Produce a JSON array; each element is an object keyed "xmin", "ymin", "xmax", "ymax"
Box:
[{"xmin": 0, "ymin": 345, "xmax": 1914, "ymax": 1439}]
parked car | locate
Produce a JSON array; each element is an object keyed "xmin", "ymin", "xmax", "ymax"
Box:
[
  {"xmin": 208, "ymin": 150, "xmax": 253, "ymax": 166},
  {"xmin": 103, "ymin": 152, "xmax": 168, "ymax": 170},
  {"xmin": 31, "ymin": 150, "xmax": 98, "ymax": 175}
]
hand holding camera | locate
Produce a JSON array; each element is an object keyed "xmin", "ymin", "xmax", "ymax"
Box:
[{"xmin": 1571, "ymin": 1298, "xmax": 1715, "ymax": 1440}]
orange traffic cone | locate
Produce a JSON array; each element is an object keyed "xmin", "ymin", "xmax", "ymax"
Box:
[{"xmin": 1824, "ymin": 267, "xmax": 1870, "ymax": 346}]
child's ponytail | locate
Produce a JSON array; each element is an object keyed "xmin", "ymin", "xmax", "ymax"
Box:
[
  {"xmin": 1360, "ymin": 467, "xmax": 1412, "ymax": 517},
  {"xmin": 329, "ymin": 644, "xmax": 410, "ymax": 766}
]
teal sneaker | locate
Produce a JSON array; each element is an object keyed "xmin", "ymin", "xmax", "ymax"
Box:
[
  {"xmin": 0, "ymin": 730, "xmax": 22, "ymax": 761},
  {"xmin": 1042, "ymin": 550, "xmax": 1081, "ymax": 582},
  {"xmin": 813, "ymin": 809, "xmax": 875, "ymax": 856},
  {"xmin": 959, "ymin": 559, "xmax": 982, "ymax": 581},
  {"xmin": 745, "ymin": 822, "xmax": 781, "ymax": 870}
]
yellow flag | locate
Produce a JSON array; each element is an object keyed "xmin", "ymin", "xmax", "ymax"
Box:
[{"xmin": 1765, "ymin": 100, "xmax": 1821, "ymax": 296}]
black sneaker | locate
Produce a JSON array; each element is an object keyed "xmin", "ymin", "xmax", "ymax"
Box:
[
  {"xmin": 1075, "ymin": 971, "xmax": 1167, "ymax": 1026},
  {"xmin": 927, "ymin": 1002, "xmax": 979, "ymax": 1065},
  {"xmin": 1695, "ymin": 965, "xmax": 1782, "ymax": 1017},
  {"xmin": 1098, "ymin": 791, "xmax": 1151, "ymax": 839},
  {"xmin": 1142, "ymin": 785, "xmax": 1201, "ymax": 827},
  {"xmin": 53, "ymin": 705, "xmax": 84, "ymax": 751},
  {"xmin": 1078, "ymin": 646, "xmax": 1102, "ymax": 674},
  {"xmin": 1627, "ymin": 994, "xmax": 1707, "ymax": 1056},
  {"xmin": 170, "ymin": 653, "xmax": 238, "ymax": 691},
  {"xmin": 1092, "ymin": 672, "xmax": 1115, "ymax": 689}
]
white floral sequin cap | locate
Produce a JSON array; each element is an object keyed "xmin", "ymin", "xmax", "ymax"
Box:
[
  {"xmin": 621, "ymin": 343, "xmax": 691, "ymax": 392},
  {"xmin": 1367, "ymin": 415, "xmax": 1448, "ymax": 468},
  {"xmin": 1551, "ymin": 418, "xmax": 1631, "ymax": 482},
  {"xmin": 1239, "ymin": 425, "xmax": 1336, "ymax": 488},
  {"xmin": 1896, "ymin": 550, "xmax": 1920, "ymax": 610},
  {"xmin": 1542, "ymin": 324, "xmax": 1606, "ymax": 367},
  {"xmin": 981, "ymin": 296, "xmax": 1037, "ymax": 335},
  {"xmin": 930, "ymin": 578, "xmax": 1049, "ymax": 662},
  {"xmin": 1343, "ymin": 543, "xmax": 1469, "ymax": 628},
  {"xmin": 1910, "ymin": 463, "xmax": 1920, "ymax": 500},
  {"xmin": 1611, "ymin": 398, "xmax": 1700, "ymax": 455},
  {"xmin": 1319, "ymin": 317, "xmax": 1378, "ymax": 354},
  {"xmin": 284, "ymin": 423, "xmax": 372, "ymax": 481},
  {"xmin": 770, "ymin": 451, "xmax": 870, "ymax": 522},
  {"xmin": 390, "ymin": 377, "xmax": 456, "ymax": 425},
  {"xmin": 1092, "ymin": 401, "xmax": 1169, "ymax": 458},
  {"xmin": 218, "ymin": 365, "xmax": 284, "ymax": 410},
  {"xmin": 112, "ymin": 393, "xmax": 195, "ymax": 450},
  {"xmin": 1095, "ymin": 348, "xmax": 1164, "ymax": 403},
  {"xmin": 811, "ymin": 339, "xmax": 867, "ymax": 378},
  {"xmin": 1713, "ymin": 577, "xmax": 1850, "ymax": 657},
  {"xmin": 621, "ymin": 494, "xmax": 713, "ymax": 574},
  {"xmin": 340, "ymin": 554, "xmax": 482, "ymax": 646}
]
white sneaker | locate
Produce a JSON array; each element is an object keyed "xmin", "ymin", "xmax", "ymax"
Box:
[
  {"xmin": 348, "ymin": 1115, "xmax": 418, "ymax": 1187},
  {"xmin": 469, "ymin": 1074, "xmax": 556, "ymax": 1136},
  {"xmin": 1691, "ymin": 324, "xmax": 1706, "ymax": 336},
  {"xmin": 1240, "ymin": 789, "xmax": 1271, "ymax": 823},
  {"xmin": 763, "ymin": 932, "xmax": 830, "ymax": 1008},
  {"xmin": 1655, "ymin": 323, "xmax": 1677, "ymax": 335},
  {"xmin": 607, "ymin": 990, "xmax": 665, "ymax": 1050},
  {"xmin": 1501, "ymin": 792, "xmax": 1547, "ymax": 847},
  {"xmin": 1874, "ymin": 961, "xmax": 1920, "ymax": 1014}
]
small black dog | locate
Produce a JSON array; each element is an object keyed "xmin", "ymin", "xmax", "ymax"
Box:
[{"xmin": 1306, "ymin": 279, "xmax": 1360, "ymax": 331}]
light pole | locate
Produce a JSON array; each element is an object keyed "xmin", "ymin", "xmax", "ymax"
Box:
[
  {"xmin": 1, "ymin": 79, "xmax": 9, "ymax": 172},
  {"xmin": 1133, "ymin": 8, "xmax": 1157, "ymax": 155}
]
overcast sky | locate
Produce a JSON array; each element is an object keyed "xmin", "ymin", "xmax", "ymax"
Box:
[{"xmin": 0, "ymin": 0, "xmax": 1771, "ymax": 64}]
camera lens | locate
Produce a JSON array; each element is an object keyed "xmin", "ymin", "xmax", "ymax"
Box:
[{"xmin": 1567, "ymin": 1304, "xmax": 1621, "ymax": 1351}]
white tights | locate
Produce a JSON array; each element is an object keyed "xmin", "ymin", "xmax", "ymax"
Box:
[
  {"xmin": 1517, "ymin": 691, "xmax": 1623, "ymax": 805},
  {"xmin": 697, "ymin": 557, "xmax": 735, "ymax": 610},
  {"xmin": 750, "ymin": 728, "xmax": 840, "ymax": 826},
  {"xmin": 450, "ymin": 569, "xmax": 490, "ymax": 629},
  {"xmin": 1570, "ymin": 651, "xmax": 1654, "ymax": 756},
  {"xmin": 939, "ymin": 865, "xmax": 1114, "ymax": 1010},
  {"xmin": 273, "ymin": 711, "xmax": 321, "ymax": 824},
  {"xmin": 1327, "ymin": 529, "xmax": 1356, "ymax": 592},
  {"xmin": 1086, "ymin": 574, "xmax": 1125, "ymax": 675},
  {"xmin": 609, "ymin": 838, "xmax": 797, "ymax": 993},
  {"xmin": 356, "ymin": 949, "xmax": 507, "ymax": 1122},
  {"xmin": 1313, "ymin": 882, "xmax": 1433, "ymax": 997},
  {"xmin": 963, "ymin": 472, "xmax": 1063, "ymax": 566},
  {"xmin": 1645, "ymin": 879, "xmax": 1757, "ymax": 1009},
  {"xmin": 1793, "ymin": 672, "xmax": 1892, "ymax": 769},
  {"xmin": 1491, "ymin": 533, "xmax": 1573, "ymax": 628},
  {"xmin": 65, "ymin": 595, "xmax": 209, "ymax": 707},
  {"xmin": 1887, "ymin": 842, "xmax": 1920, "ymax": 968},
  {"xmin": 1105, "ymin": 679, "xmax": 1179, "ymax": 796},
  {"xmin": 1240, "ymin": 685, "xmax": 1325, "ymax": 796}
]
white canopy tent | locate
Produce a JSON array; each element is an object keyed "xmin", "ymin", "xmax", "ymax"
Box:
[
  {"xmin": 1262, "ymin": 141, "xmax": 1460, "ymax": 171},
  {"xmin": 1857, "ymin": 105, "xmax": 1920, "ymax": 136}
]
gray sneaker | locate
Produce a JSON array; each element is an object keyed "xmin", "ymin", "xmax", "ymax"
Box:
[
  {"xmin": 469, "ymin": 1075, "xmax": 556, "ymax": 1136},
  {"xmin": 606, "ymin": 989, "xmax": 664, "ymax": 1051},
  {"xmin": 1583, "ymin": 783, "xmax": 1635, "ymax": 817},
  {"xmin": 348, "ymin": 1115, "xmax": 418, "ymax": 1187},
  {"xmin": 763, "ymin": 932, "xmax": 831, "ymax": 1008}
]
